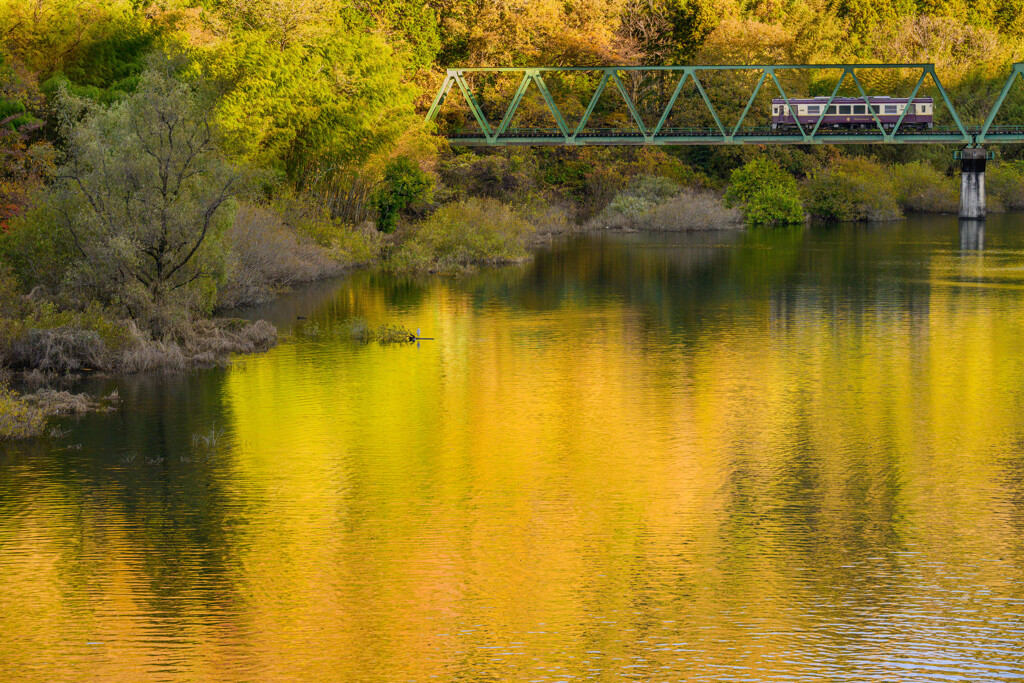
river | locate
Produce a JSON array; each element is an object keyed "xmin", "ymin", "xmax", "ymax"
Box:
[{"xmin": 2, "ymin": 216, "xmax": 1023, "ymax": 681}]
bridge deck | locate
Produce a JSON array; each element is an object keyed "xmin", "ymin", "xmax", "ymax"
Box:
[{"xmin": 446, "ymin": 126, "xmax": 1022, "ymax": 146}]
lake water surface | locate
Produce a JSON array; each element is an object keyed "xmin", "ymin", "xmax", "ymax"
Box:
[{"xmin": 2, "ymin": 216, "xmax": 1024, "ymax": 681}]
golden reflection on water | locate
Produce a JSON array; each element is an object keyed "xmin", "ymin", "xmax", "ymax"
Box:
[{"xmin": 2, "ymin": 218, "xmax": 1024, "ymax": 681}]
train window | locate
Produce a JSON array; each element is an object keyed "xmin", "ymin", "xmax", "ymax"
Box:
[
  {"xmin": 827, "ymin": 106, "xmax": 836, "ymax": 115},
  {"xmin": 807, "ymin": 105, "xmax": 820, "ymax": 114},
  {"xmin": 885, "ymin": 105, "xmax": 897, "ymax": 114},
  {"xmin": 839, "ymin": 105, "xmax": 851, "ymax": 114},
  {"xmin": 853, "ymin": 105, "xmax": 865, "ymax": 114}
]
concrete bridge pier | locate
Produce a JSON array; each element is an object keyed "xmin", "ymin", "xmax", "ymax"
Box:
[{"xmin": 959, "ymin": 147, "xmax": 987, "ymax": 219}]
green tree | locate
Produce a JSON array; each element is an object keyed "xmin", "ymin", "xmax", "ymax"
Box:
[
  {"xmin": 196, "ymin": 16, "xmax": 420, "ymax": 180},
  {"xmin": 354, "ymin": 0, "xmax": 441, "ymax": 71},
  {"xmin": 372, "ymin": 156, "xmax": 433, "ymax": 233},
  {"xmin": 0, "ymin": 0, "xmax": 135, "ymax": 74}
]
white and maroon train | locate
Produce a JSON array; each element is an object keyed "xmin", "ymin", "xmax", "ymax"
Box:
[{"xmin": 771, "ymin": 97, "xmax": 934, "ymax": 131}]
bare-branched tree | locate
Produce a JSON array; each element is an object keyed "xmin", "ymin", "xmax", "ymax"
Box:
[{"xmin": 51, "ymin": 61, "xmax": 241, "ymax": 328}]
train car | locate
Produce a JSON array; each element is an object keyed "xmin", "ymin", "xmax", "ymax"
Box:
[{"xmin": 771, "ymin": 96, "xmax": 933, "ymax": 131}]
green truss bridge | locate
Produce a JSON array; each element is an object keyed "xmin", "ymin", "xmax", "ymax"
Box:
[{"xmin": 425, "ymin": 63, "xmax": 1024, "ymax": 147}]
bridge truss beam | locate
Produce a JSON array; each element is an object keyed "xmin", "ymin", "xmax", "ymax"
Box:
[
  {"xmin": 978, "ymin": 63, "xmax": 1024, "ymax": 144},
  {"xmin": 425, "ymin": 64, "xmax": 1021, "ymax": 147}
]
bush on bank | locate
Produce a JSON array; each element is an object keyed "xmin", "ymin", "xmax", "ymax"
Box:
[
  {"xmin": 804, "ymin": 158, "xmax": 966, "ymax": 222},
  {"xmin": 215, "ymin": 202, "xmax": 379, "ymax": 309},
  {"xmin": 0, "ymin": 261, "xmax": 276, "ymax": 377},
  {"xmin": 387, "ymin": 198, "xmax": 533, "ymax": 273},
  {"xmin": 891, "ymin": 161, "xmax": 958, "ymax": 214},
  {"xmin": 987, "ymin": 161, "xmax": 1024, "ymax": 210},
  {"xmin": 590, "ymin": 175, "xmax": 742, "ymax": 231},
  {"xmin": 437, "ymin": 148, "xmax": 711, "ymax": 222},
  {"xmin": 803, "ymin": 157, "xmax": 902, "ymax": 222},
  {"xmin": 0, "ymin": 384, "xmax": 46, "ymax": 440},
  {"xmin": 371, "ymin": 156, "xmax": 434, "ymax": 233},
  {"xmin": 0, "ymin": 384, "xmax": 120, "ymax": 440},
  {"xmin": 725, "ymin": 157, "xmax": 805, "ymax": 225}
]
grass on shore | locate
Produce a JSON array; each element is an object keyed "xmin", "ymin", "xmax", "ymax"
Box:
[
  {"xmin": 2, "ymin": 312, "xmax": 277, "ymax": 378},
  {"xmin": 387, "ymin": 198, "xmax": 533, "ymax": 274},
  {"xmin": 589, "ymin": 185, "xmax": 743, "ymax": 231}
]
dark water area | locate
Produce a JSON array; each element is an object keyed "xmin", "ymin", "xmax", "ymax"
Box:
[{"xmin": 3, "ymin": 216, "xmax": 1024, "ymax": 681}]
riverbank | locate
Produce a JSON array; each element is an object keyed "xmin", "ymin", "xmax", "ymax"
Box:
[
  {"xmin": 0, "ymin": 190, "xmax": 740, "ymax": 441},
  {"xmin": 0, "ymin": 316, "xmax": 276, "ymax": 439},
  {"xmin": 5, "ymin": 142, "xmax": 1022, "ymax": 442}
]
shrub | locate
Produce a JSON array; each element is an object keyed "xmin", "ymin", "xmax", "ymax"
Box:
[
  {"xmin": 218, "ymin": 203, "xmax": 343, "ymax": 308},
  {"xmin": 0, "ymin": 199, "xmax": 77, "ymax": 292},
  {"xmin": 987, "ymin": 161, "xmax": 1024, "ymax": 210},
  {"xmin": 0, "ymin": 385, "xmax": 46, "ymax": 440},
  {"xmin": 744, "ymin": 186, "xmax": 805, "ymax": 225},
  {"xmin": 590, "ymin": 188, "xmax": 742, "ymax": 231},
  {"xmin": 639, "ymin": 190, "xmax": 743, "ymax": 230},
  {"xmin": 117, "ymin": 319, "xmax": 277, "ymax": 373},
  {"xmin": 607, "ymin": 194, "xmax": 653, "ymax": 220},
  {"xmin": 539, "ymin": 150, "xmax": 710, "ymax": 219},
  {"xmin": 803, "ymin": 173, "xmax": 859, "ymax": 221},
  {"xmin": 516, "ymin": 199, "xmax": 574, "ymax": 237},
  {"xmin": 891, "ymin": 161, "xmax": 958, "ymax": 213},
  {"xmin": 0, "ymin": 266, "xmax": 138, "ymax": 373},
  {"xmin": 542, "ymin": 158, "xmax": 593, "ymax": 202},
  {"xmin": 726, "ymin": 157, "xmax": 804, "ymax": 225},
  {"xmin": 371, "ymin": 156, "xmax": 434, "ymax": 233},
  {"xmin": 726, "ymin": 157, "xmax": 795, "ymax": 206},
  {"xmin": 5, "ymin": 328, "xmax": 106, "ymax": 374},
  {"xmin": 328, "ymin": 222, "xmax": 387, "ymax": 266},
  {"xmin": 0, "ymin": 264, "xmax": 277, "ymax": 375},
  {"xmin": 626, "ymin": 175, "xmax": 683, "ymax": 203},
  {"xmin": 388, "ymin": 198, "xmax": 533, "ymax": 273},
  {"xmin": 803, "ymin": 158, "xmax": 902, "ymax": 222},
  {"xmin": 595, "ymin": 174, "xmax": 692, "ymax": 226}
]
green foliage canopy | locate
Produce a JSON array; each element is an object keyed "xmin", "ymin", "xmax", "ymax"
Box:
[
  {"xmin": 372, "ymin": 156, "xmax": 433, "ymax": 233},
  {"xmin": 726, "ymin": 156, "xmax": 804, "ymax": 225},
  {"xmin": 194, "ymin": 18, "xmax": 420, "ymax": 182}
]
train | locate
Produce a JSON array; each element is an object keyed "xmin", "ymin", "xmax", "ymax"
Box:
[{"xmin": 771, "ymin": 96, "xmax": 933, "ymax": 131}]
